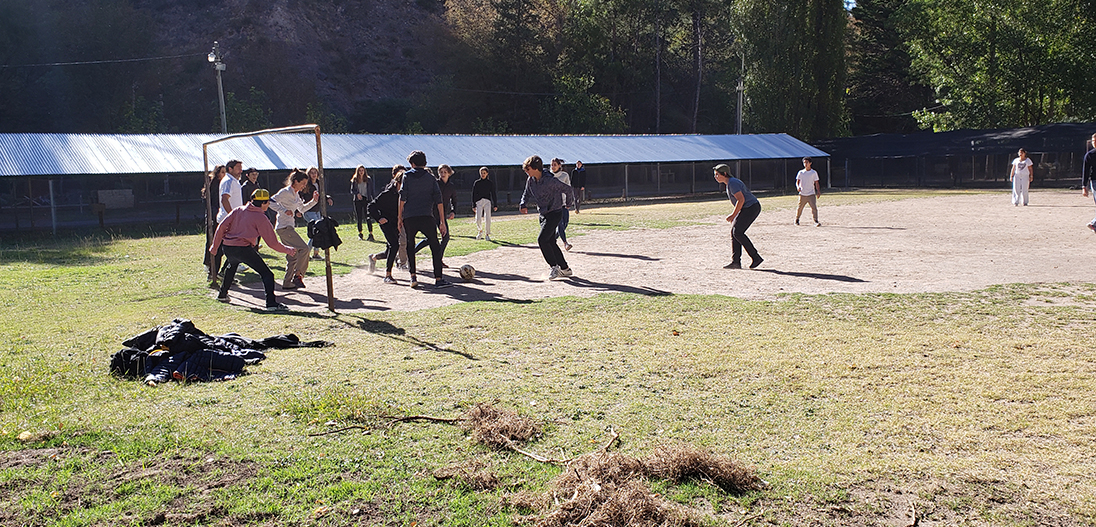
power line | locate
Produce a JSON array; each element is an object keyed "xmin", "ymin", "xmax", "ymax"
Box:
[{"xmin": 0, "ymin": 51, "xmax": 205, "ymax": 69}]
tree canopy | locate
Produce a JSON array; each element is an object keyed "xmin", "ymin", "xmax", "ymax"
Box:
[{"xmin": 1, "ymin": 0, "xmax": 1092, "ymax": 137}]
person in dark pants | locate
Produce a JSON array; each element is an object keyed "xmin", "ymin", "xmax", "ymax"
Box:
[
  {"xmin": 399, "ymin": 151, "xmax": 450, "ymax": 289},
  {"xmin": 713, "ymin": 163, "xmax": 763, "ymax": 269},
  {"xmin": 572, "ymin": 160, "xmax": 587, "ymax": 213},
  {"xmin": 368, "ymin": 166, "xmax": 405, "ymax": 284},
  {"xmin": 350, "ymin": 165, "xmax": 376, "ymax": 241},
  {"xmin": 520, "ymin": 155, "xmax": 576, "ymax": 280},
  {"xmin": 209, "ymin": 189, "xmax": 298, "ymax": 311},
  {"xmin": 414, "ymin": 163, "xmax": 457, "ymax": 268}
]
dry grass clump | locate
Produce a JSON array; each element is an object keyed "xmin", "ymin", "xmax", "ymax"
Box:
[
  {"xmin": 461, "ymin": 403, "xmax": 541, "ymax": 449},
  {"xmin": 530, "ymin": 452, "xmax": 705, "ymax": 527},
  {"xmin": 643, "ymin": 443, "xmax": 763, "ymax": 494}
]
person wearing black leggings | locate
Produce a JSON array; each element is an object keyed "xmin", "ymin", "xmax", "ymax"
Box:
[
  {"xmin": 368, "ymin": 166, "xmax": 405, "ymax": 284},
  {"xmin": 713, "ymin": 163, "xmax": 763, "ymax": 269}
]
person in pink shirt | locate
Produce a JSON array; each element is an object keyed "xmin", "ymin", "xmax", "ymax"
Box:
[{"xmin": 209, "ymin": 189, "xmax": 297, "ymax": 311}]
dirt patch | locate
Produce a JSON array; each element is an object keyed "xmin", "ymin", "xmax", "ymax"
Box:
[
  {"xmin": 728, "ymin": 476, "xmax": 1086, "ymax": 527},
  {"xmin": 219, "ymin": 190, "xmax": 1096, "ymax": 312},
  {"xmin": 0, "ymin": 449, "xmax": 260, "ymax": 526}
]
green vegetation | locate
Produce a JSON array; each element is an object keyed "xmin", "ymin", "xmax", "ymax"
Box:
[{"xmin": 1, "ymin": 192, "xmax": 1094, "ymax": 526}]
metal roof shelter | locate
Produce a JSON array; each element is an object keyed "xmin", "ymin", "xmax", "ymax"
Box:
[{"xmin": 0, "ymin": 132, "xmax": 827, "ymax": 177}]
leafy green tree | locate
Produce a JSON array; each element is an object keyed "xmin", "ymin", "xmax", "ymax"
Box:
[
  {"xmin": 901, "ymin": 0, "xmax": 1093, "ymax": 130},
  {"xmin": 542, "ymin": 74, "xmax": 627, "ymax": 133},
  {"xmin": 846, "ymin": 0, "xmax": 933, "ymax": 134},
  {"xmin": 220, "ymin": 87, "xmax": 273, "ymax": 133},
  {"xmin": 733, "ymin": 0, "xmax": 849, "ymax": 140},
  {"xmin": 305, "ymin": 101, "xmax": 349, "ymax": 133},
  {"xmin": 117, "ymin": 95, "xmax": 169, "ymax": 133}
]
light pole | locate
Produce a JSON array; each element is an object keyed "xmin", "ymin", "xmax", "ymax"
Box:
[
  {"xmin": 208, "ymin": 41, "xmax": 227, "ymax": 134},
  {"xmin": 735, "ymin": 52, "xmax": 744, "ymax": 135}
]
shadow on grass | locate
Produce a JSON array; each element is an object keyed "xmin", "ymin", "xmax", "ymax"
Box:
[
  {"xmin": 753, "ymin": 269, "xmax": 867, "ymax": 283},
  {"xmin": 343, "ymin": 314, "xmax": 477, "ymax": 360}
]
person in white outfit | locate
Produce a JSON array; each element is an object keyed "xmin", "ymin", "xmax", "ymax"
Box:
[
  {"xmin": 795, "ymin": 157, "xmax": 821, "ymax": 226},
  {"xmin": 1010, "ymin": 148, "xmax": 1034, "ymax": 206},
  {"xmin": 471, "ymin": 166, "xmax": 498, "ymax": 241},
  {"xmin": 268, "ymin": 169, "xmax": 320, "ymax": 290}
]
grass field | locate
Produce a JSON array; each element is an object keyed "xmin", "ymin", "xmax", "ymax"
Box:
[{"xmin": 1, "ymin": 190, "xmax": 1094, "ymax": 526}]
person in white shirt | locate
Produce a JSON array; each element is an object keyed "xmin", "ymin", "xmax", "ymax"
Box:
[
  {"xmin": 217, "ymin": 160, "xmax": 244, "ymax": 224},
  {"xmin": 795, "ymin": 157, "xmax": 822, "ymax": 226},
  {"xmin": 268, "ymin": 169, "xmax": 319, "ymax": 290},
  {"xmin": 1010, "ymin": 148, "xmax": 1034, "ymax": 206}
]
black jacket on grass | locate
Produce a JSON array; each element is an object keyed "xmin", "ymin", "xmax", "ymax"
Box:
[{"xmin": 111, "ymin": 318, "xmax": 329, "ymax": 384}]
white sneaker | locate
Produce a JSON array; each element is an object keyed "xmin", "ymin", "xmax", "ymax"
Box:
[
  {"xmin": 476, "ymin": 232, "xmax": 483, "ymax": 240},
  {"xmin": 547, "ymin": 266, "xmax": 561, "ymax": 280},
  {"xmin": 558, "ymin": 267, "xmax": 573, "ymax": 278}
]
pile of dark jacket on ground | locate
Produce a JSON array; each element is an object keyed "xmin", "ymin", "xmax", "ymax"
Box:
[{"xmin": 110, "ymin": 318, "xmax": 330, "ymax": 384}]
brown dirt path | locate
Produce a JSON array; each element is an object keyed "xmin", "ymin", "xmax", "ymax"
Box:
[{"xmin": 224, "ymin": 190, "xmax": 1096, "ymax": 312}]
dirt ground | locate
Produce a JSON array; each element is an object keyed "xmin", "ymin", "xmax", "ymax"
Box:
[{"xmin": 224, "ymin": 190, "xmax": 1096, "ymax": 313}]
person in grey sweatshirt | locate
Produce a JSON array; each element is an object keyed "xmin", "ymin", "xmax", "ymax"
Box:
[{"xmin": 519, "ymin": 155, "xmax": 576, "ymax": 280}]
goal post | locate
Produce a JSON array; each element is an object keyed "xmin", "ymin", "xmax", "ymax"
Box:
[{"xmin": 202, "ymin": 124, "xmax": 336, "ymax": 312}]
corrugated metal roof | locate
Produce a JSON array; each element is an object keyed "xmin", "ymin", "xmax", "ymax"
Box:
[{"xmin": 0, "ymin": 132, "xmax": 828, "ymax": 177}]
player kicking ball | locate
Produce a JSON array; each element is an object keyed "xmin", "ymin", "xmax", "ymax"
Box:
[{"xmin": 519, "ymin": 155, "xmax": 577, "ymax": 280}]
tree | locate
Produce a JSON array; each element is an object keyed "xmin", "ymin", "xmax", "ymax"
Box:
[
  {"xmin": 901, "ymin": 0, "xmax": 1094, "ymax": 130},
  {"xmin": 733, "ymin": 0, "xmax": 849, "ymax": 140},
  {"xmin": 846, "ymin": 0, "xmax": 933, "ymax": 134},
  {"xmin": 220, "ymin": 87, "xmax": 273, "ymax": 133}
]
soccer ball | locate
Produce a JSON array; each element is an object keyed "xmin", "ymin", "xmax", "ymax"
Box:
[{"xmin": 459, "ymin": 264, "xmax": 475, "ymax": 281}]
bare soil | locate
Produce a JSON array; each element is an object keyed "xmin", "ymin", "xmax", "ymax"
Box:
[{"xmin": 223, "ymin": 190, "xmax": 1096, "ymax": 312}]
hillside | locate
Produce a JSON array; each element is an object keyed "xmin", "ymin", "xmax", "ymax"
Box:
[{"xmin": 0, "ymin": 0, "xmax": 448, "ymax": 133}]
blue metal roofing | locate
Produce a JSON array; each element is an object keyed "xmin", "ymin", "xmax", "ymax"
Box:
[{"xmin": 0, "ymin": 132, "xmax": 828, "ymax": 177}]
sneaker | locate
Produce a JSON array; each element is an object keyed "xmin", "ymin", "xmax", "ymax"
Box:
[
  {"xmin": 358, "ymin": 232, "xmax": 364, "ymax": 240},
  {"xmin": 564, "ymin": 243, "xmax": 573, "ymax": 252},
  {"xmin": 485, "ymin": 235, "xmax": 492, "ymax": 242},
  {"xmin": 293, "ymin": 275, "xmax": 306, "ymax": 289},
  {"xmin": 238, "ymin": 263, "xmax": 250, "ymax": 272},
  {"xmin": 216, "ymin": 295, "xmax": 230, "ymax": 303},
  {"xmin": 749, "ymin": 257, "xmax": 764, "ymax": 269},
  {"xmin": 548, "ymin": 266, "xmax": 561, "ymax": 280},
  {"xmin": 368, "ymin": 254, "xmax": 377, "ymax": 274},
  {"xmin": 476, "ymin": 232, "xmax": 483, "ymax": 240},
  {"xmin": 409, "ymin": 276, "xmax": 420, "ymax": 289},
  {"xmin": 311, "ymin": 253, "xmax": 323, "ymax": 261},
  {"xmin": 434, "ymin": 279, "xmax": 452, "ymax": 289},
  {"xmin": 815, "ymin": 221, "xmax": 821, "ymax": 227},
  {"xmin": 441, "ymin": 262, "xmax": 450, "ymax": 269},
  {"xmin": 282, "ymin": 282, "xmax": 299, "ymax": 290},
  {"xmin": 1088, "ymin": 223, "xmax": 1096, "ymax": 233},
  {"xmin": 724, "ymin": 262, "xmax": 742, "ymax": 269},
  {"xmin": 367, "ymin": 233, "xmax": 375, "ymax": 242},
  {"xmin": 558, "ymin": 267, "xmax": 573, "ymax": 278},
  {"xmin": 384, "ymin": 275, "xmax": 398, "ymax": 284},
  {"xmin": 794, "ymin": 219, "xmax": 800, "ymax": 225},
  {"xmin": 264, "ymin": 303, "xmax": 289, "ymax": 312}
]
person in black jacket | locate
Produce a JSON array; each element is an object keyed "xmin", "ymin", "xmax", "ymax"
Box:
[
  {"xmin": 572, "ymin": 160, "xmax": 587, "ymax": 213},
  {"xmin": 368, "ymin": 166, "xmax": 405, "ymax": 284},
  {"xmin": 414, "ymin": 163, "xmax": 457, "ymax": 268},
  {"xmin": 471, "ymin": 166, "xmax": 498, "ymax": 240}
]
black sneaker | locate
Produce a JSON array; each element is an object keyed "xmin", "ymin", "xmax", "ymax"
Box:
[
  {"xmin": 263, "ymin": 303, "xmax": 289, "ymax": 312},
  {"xmin": 749, "ymin": 257, "xmax": 764, "ymax": 269},
  {"xmin": 724, "ymin": 262, "xmax": 742, "ymax": 269},
  {"xmin": 434, "ymin": 279, "xmax": 452, "ymax": 289},
  {"xmin": 216, "ymin": 295, "xmax": 230, "ymax": 303},
  {"xmin": 367, "ymin": 233, "xmax": 375, "ymax": 242}
]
